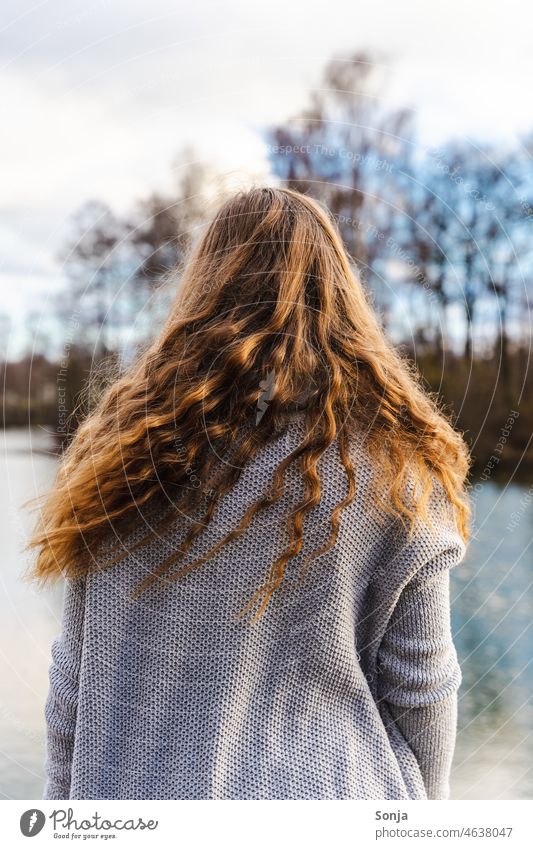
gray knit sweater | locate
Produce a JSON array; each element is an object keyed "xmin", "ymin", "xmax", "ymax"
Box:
[{"xmin": 42, "ymin": 413, "xmax": 466, "ymax": 800}]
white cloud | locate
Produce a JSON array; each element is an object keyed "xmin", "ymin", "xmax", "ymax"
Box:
[{"xmin": 2, "ymin": 0, "xmax": 533, "ymax": 329}]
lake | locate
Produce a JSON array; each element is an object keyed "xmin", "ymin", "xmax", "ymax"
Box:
[{"xmin": 1, "ymin": 428, "xmax": 532, "ymax": 799}]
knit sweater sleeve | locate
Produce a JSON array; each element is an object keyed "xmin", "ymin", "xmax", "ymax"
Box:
[
  {"xmin": 376, "ymin": 543, "xmax": 464, "ymax": 800},
  {"xmin": 42, "ymin": 574, "xmax": 87, "ymax": 800}
]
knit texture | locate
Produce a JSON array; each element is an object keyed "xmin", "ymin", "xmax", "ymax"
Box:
[{"xmin": 42, "ymin": 413, "xmax": 465, "ymax": 800}]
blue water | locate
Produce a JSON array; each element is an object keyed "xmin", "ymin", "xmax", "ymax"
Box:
[
  {"xmin": 451, "ymin": 482, "xmax": 533, "ymax": 799},
  {"xmin": 0, "ymin": 429, "xmax": 531, "ymax": 799}
]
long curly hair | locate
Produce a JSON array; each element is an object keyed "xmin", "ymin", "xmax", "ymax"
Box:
[{"xmin": 27, "ymin": 186, "xmax": 471, "ymax": 621}]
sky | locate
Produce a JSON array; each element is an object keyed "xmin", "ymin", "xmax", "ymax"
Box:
[{"xmin": 2, "ymin": 0, "xmax": 533, "ymax": 355}]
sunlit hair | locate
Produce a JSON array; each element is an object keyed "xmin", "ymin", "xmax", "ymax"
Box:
[{"xmin": 27, "ymin": 186, "xmax": 471, "ymax": 621}]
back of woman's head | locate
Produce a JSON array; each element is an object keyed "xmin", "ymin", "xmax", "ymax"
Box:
[{"xmin": 28, "ymin": 186, "xmax": 471, "ymax": 620}]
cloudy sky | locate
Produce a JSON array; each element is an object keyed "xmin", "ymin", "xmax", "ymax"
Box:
[{"xmin": 2, "ymin": 0, "xmax": 533, "ymax": 354}]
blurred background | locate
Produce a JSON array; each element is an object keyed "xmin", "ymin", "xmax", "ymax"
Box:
[{"xmin": 1, "ymin": 0, "xmax": 533, "ymax": 800}]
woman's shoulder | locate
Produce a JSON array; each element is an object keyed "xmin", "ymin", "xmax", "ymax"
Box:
[{"xmin": 337, "ymin": 422, "xmax": 467, "ymax": 578}]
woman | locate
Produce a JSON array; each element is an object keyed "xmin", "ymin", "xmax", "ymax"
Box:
[{"xmin": 29, "ymin": 186, "xmax": 471, "ymax": 800}]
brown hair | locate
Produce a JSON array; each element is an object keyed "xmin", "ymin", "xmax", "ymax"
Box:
[{"xmin": 27, "ymin": 186, "xmax": 471, "ymax": 621}]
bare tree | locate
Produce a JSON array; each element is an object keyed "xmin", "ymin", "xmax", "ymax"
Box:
[
  {"xmin": 59, "ymin": 201, "xmax": 133, "ymax": 358},
  {"xmin": 268, "ymin": 51, "xmax": 416, "ymax": 308},
  {"xmin": 58, "ymin": 149, "xmax": 222, "ymax": 363}
]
